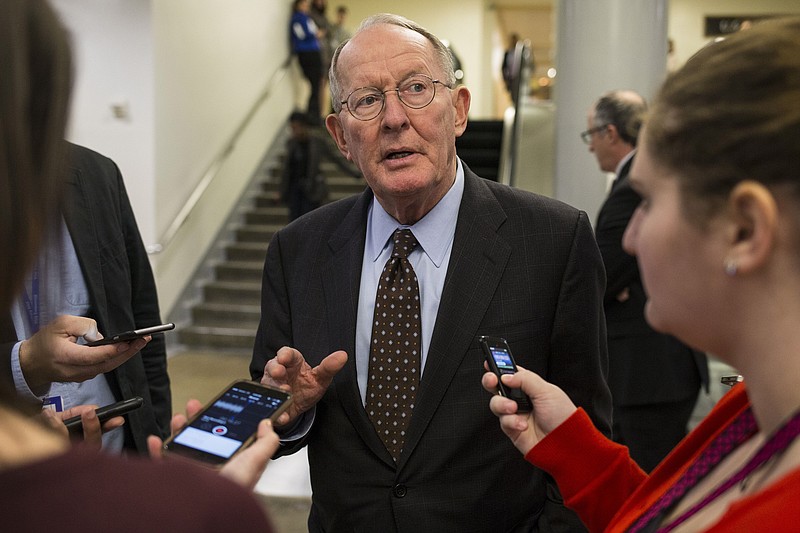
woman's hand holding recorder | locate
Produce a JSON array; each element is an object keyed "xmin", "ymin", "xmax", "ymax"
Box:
[{"xmin": 482, "ymin": 365, "xmax": 578, "ymax": 455}]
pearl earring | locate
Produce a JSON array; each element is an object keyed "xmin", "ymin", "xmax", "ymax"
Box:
[{"xmin": 724, "ymin": 259, "xmax": 738, "ymax": 276}]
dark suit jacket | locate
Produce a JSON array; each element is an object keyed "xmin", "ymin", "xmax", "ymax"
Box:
[
  {"xmin": 595, "ymin": 156, "xmax": 708, "ymax": 406},
  {"xmin": 251, "ymin": 163, "xmax": 612, "ymax": 533},
  {"xmin": 0, "ymin": 144, "xmax": 171, "ymax": 453}
]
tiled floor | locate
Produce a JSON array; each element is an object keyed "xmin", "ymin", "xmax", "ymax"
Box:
[{"xmin": 167, "ymin": 348, "xmax": 311, "ymax": 533}]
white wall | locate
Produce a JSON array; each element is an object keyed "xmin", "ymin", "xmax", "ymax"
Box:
[
  {"xmin": 151, "ymin": 1, "xmax": 294, "ymax": 313},
  {"xmin": 50, "ymin": 0, "xmax": 157, "ymax": 242},
  {"xmin": 50, "ymin": 0, "xmax": 295, "ymax": 316}
]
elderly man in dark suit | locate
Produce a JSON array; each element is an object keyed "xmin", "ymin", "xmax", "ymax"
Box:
[
  {"xmin": 251, "ymin": 13, "xmax": 612, "ymax": 532},
  {"xmin": 583, "ymin": 90, "xmax": 708, "ymax": 472},
  {"xmin": 0, "ymin": 143, "xmax": 171, "ymax": 453}
]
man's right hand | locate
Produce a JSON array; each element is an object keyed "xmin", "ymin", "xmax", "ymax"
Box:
[
  {"xmin": 260, "ymin": 346, "xmax": 348, "ymax": 427},
  {"xmin": 19, "ymin": 315, "xmax": 149, "ymax": 391}
]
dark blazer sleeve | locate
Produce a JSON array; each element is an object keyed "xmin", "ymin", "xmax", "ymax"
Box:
[
  {"xmin": 595, "ymin": 175, "xmax": 641, "ymax": 303},
  {"xmin": 66, "ymin": 144, "xmax": 172, "ymax": 446}
]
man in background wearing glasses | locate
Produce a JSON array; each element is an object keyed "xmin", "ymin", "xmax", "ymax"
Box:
[
  {"xmin": 584, "ymin": 90, "xmax": 708, "ymax": 473},
  {"xmin": 251, "ymin": 13, "xmax": 612, "ymax": 532}
]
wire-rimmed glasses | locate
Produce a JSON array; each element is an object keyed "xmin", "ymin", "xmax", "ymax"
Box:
[
  {"xmin": 580, "ymin": 124, "xmax": 609, "ymax": 144},
  {"xmin": 341, "ymin": 74, "xmax": 450, "ymax": 121}
]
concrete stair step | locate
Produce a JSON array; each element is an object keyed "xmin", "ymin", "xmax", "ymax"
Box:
[
  {"xmin": 244, "ymin": 206, "xmax": 289, "ymax": 225},
  {"xmin": 203, "ymin": 280, "xmax": 262, "ymax": 305},
  {"xmin": 327, "ymin": 176, "xmax": 367, "ymax": 193},
  {"xmin": 214, "ymin": 260, "xmax": 263, "ymax": 282},
  {"xmin": 178, "ymin": 326, "xmax": 257, "ymax": 351},
  {"xmin": 224, "ymin": 242, "xmax": 268, "ymax": 262},
  {"xmin": 191, "ymin": 302, "xmax": 261, "ymax": 328},
  {"xmin": 254, "ymin": 191, "xmax": 281, "ymax": 208},
  {"xmin": 234, "ymin": 224, "xmax": 282, "ymax": 244}
]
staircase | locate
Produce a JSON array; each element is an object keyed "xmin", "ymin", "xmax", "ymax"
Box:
[
  {"xmin": 177, "ymin": 158, "xmax": 366, "ymax": 351},
  {"xmin": 456, "ymin": 119, "xmax": 504, "ymax": 181}
]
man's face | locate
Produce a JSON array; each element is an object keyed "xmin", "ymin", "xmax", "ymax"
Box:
[
  {"xmin": 325, "ymin": 24, "xmax": 470, "ymax": 223},
  {"xmin": 585, "ymin": 110, "xmax": 615, "ymax": 173}
]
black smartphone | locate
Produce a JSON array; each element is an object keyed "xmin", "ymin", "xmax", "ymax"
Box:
[
  {"xmin": 162, "ymin": 380, "xmax": 292, "ymax": 467},
  {"xmin": 63, "ymin": 396, "xmax": 144, "ymax": 434},
  {"xmin": 478, "ymin": 335, "xmax": 533, "ymax": 413},
  {"xmin": 85, "ymin": 322, "xmax": 175, "ymax": 347}
]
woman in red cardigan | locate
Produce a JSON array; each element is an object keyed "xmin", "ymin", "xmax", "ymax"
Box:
[{"xmin": 483, "ymin": 17, "xmax": 800, "ymax": 533}]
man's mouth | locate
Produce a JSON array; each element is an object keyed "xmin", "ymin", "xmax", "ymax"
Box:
[{"xmin": 386, "ymin": 151, "xmax": 413, "ymax": 160}]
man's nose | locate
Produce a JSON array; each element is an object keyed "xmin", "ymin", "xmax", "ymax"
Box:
[{"xmin": 381, "ymin": 91, "xmax": 410, "ymax": 128}]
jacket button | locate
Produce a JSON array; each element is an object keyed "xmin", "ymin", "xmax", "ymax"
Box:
[{"xmin": 393, "ymin": 484, "xmax": 407, "ymax": 498}]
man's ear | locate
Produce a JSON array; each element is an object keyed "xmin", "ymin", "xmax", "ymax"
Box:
[
  {"xmin": 725, "ymin": 180, "xmax": 778, "ymax": 274},
  {"xmin": 325, "ymin": 113, "xmax": 352, "ymax": 161},
  {"xmin": 453, "ymin": 86, "xmax": 471, "ymax": 137},
  {"xmin": 605, "ymin": 124, "xmax": 622, "ymax": 144}
]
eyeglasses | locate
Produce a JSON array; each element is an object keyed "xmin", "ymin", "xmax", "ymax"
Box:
[
  {"xmin": 340, "ymin": 74, "xmax": 450, "ymax": 121},
  {"xmin": 580, "ymin": 125, "xmax": 609, "ymax": 145}
]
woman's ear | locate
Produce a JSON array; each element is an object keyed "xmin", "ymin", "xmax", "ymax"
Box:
[{"xmin": 725, "ymin": 181, "xmax": 778, "ymax": 275}]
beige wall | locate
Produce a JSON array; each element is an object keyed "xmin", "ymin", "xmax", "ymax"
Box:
[
  {"xmin": 668, "ymin": 0, "xmax": 800, "ymax": 67},
  {"xmin": 336, "ymin": 0, "xmax": 492, "ymax": 118}
]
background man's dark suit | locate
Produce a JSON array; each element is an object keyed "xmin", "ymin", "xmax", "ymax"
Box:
[
  {"xmin": 0, "ymin": 143, "xmax": 171, "ymax": 453},
  {"xmin": 251, "ymin": 164, "xmax": 612, "ymax": 532},
  {"xmin": 595, "ymin": 157, "xmax": 708, "ymax": 472}
]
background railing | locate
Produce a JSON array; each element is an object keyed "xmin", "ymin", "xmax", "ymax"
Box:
[
  {"xmin": 498, "ymin": 40, "xmax": 533, "ymax": 187},
  {"xmin": 146, "ymin": 56, "xmax": 292, "ymax": 254}
]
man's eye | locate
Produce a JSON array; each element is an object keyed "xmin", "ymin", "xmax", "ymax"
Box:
[
  {"xmin": 406, "ymin": 82, "xmax": 426, "ymax": 94},
  {"xmin": 356, "ymin": 94, "xmax": 381, "ymax": 107}
]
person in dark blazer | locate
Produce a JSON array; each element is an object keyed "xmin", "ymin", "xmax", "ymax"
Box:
[
  {"xmin": 280, "ymin": 110, "xmax": 360, "ymax": 221},
  {"xmin": 0, "ymin": 143, "xmax": 171, "ymax": 454},
  {"xmin": 584, "ymin": 90, "xmax": 708, "ymax": 472},
  {"xmin": 250, "ymin": 13, "xmax": 612, "ymax": 532}
]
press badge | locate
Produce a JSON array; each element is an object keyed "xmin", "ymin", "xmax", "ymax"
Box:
[{"xmin": 42, "ymin": 395, "xmax": 64, "ymax": 412}]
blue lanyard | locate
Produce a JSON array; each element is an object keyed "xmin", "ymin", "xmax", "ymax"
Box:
[{"xmin": 22, "ymin": 264, "xmax": 40, "ymax": 333}]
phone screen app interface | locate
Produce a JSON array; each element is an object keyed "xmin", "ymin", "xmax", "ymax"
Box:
[
  {"xmin": 173, "ymin": 386, "xmax": 284, "ymax": 459},
  {"xmin": 491, "ymin": 347, "xmax": 515, "ymax": 375}
]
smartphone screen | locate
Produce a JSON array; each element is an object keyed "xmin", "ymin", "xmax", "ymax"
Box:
[
  {"xmin": 163, "ymin": 380, "xmax": 291, "ymax": 466},
  {"xmin": 479, "ymin": 336, "xmax": 532, "ymax": 412}
]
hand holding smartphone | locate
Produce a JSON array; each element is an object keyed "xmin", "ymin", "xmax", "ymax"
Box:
[
  {"xmin": 162, "ymin": 380, "xmax": 292, "ymax": 467},
  {"xmin": 85, "ymin": 323, "xmax": 175, "ymax": 347},
  {"xmin": 62, "ymin": 396, "xmax": 144, "ymax": 435},
  {"xmin": 479, "ymin": 336, "xmax": 533, "ymax": 413}
]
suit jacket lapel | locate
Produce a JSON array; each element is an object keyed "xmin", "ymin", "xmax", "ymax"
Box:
[
  {"xmin": 399, "ymin": 168, "xmax": 511, "ymax": 467},
  {"xmin": 62, "ymin": 163, "xmax": 107, "ymax": 326},
  {"xmin": 320, "ymin": 190, "xmax": 394, "ymax": 463}
]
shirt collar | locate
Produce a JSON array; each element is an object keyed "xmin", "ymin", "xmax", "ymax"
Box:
[
  {"xmin": 615, "ymin": 148, "xmax": 636, "ymax": 177},
  {"xmin": 367, "ymin": 158, "xmax": 465, "ymax": 268}
]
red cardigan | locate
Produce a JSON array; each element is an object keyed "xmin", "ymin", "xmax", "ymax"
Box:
[{"xmin": 527, "ymin": 384, "xmax": 800, "ymax": 532}]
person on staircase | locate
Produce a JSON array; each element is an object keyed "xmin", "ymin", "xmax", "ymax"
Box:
[{"xmin": 280, "ymin": 110, "xmax": 360, "ymax": 221}]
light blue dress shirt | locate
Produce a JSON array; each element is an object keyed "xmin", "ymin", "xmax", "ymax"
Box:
[
  {"xmin": 355, "ymin": 159, "xmax": 464, "ymax": 403},
  {"xmin": 280, "ymin": 159, "xmax": 464, "ymax": 442},
  {"xmin": 10, "ymin": 218, "xmax": 122, "ymax": 452}
]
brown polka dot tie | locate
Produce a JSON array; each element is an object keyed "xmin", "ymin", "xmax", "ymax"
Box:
[{"xmin": 365, "ymin": 228, "xmax": 421, "ymax": 461}]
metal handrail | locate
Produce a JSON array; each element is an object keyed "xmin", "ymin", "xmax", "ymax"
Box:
[
  {"xmin": 146, "ymin": 56, "xmax": 292, "ymax": 254},
  {"xmin": 498, "ymin": 40, "xmax": 532, "ymax": 187}
]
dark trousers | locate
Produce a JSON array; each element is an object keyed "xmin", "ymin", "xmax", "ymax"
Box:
[
  {"xmin": 287, "ymin": 184, "xmax": 318, "ymax": 222},
  {"xmin": 613, "ymin": 395, "xmax": 699, "ymax": 473},
  {"xmin": 296, "ymin": 50, "xmax": 322, "ymax": 124}
]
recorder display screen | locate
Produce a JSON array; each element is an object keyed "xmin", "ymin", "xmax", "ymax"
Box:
[{"xmin": 490, "ymin": 347, "xmax": 515, "ymax": 374}]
